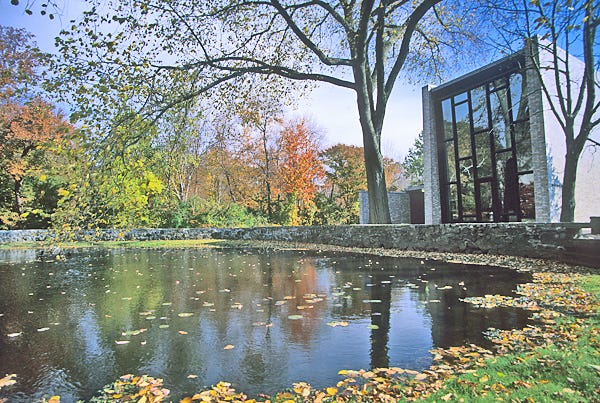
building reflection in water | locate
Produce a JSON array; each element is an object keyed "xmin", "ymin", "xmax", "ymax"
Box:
[{"xmin": 0, "ymin": 249, "xmax": 531, "ymax": 401}]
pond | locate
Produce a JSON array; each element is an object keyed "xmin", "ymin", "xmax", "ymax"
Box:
[{"xmin": 0, "ymin": 247, "xmax": 532, "ymax": 401}]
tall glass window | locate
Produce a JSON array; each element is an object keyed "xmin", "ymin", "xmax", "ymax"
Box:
[{"xmin": 438, "ymin": 72, "xmax": 534, "ymax": 223}]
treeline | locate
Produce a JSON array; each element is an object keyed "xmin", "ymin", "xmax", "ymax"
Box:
[
  {"xmin": 0, "ymin": 110, "xmax": 407, "ymax": 230},
  {"xmin": 0, "ymin": 26, "xmax": 414, "ymax": 230}
]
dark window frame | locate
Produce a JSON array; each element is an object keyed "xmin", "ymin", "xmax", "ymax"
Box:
[{"xmin": 432, "ymin": 52, "xmax": 534, "ymax": 223}]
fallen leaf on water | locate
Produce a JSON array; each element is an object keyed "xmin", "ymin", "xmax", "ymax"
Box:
[
  {"xmin": 7, "ymin": 332, "xmax": 22, "ymax": 338},
  {"xmin": 367, "ymin": 324, "xmax": 379, "ymax": 330},
  {"xmin": 178, "ymin": 330, "xmax": 188, "ymax": 335},
  {"xmin": 288, "ymin": 315, "xmax": 303, "ymax": 320},
  {"xmin": 139, "ymin": 311, "xmax": 154, "ymax": 316},
  {"xmin": 327, "ymin": 321, "xmax": 349, "ymax": 327},
  {"xmin": 187, "ymin": 374, "xmax": 198, "ymax": 379},
  {"xmin": 47, "ymin": 396, "xmax": 60, "ymax": 403},
  {"xmin": 224, "ymin": 344, "xmax": 234, "ymax": 350},
  {"xmin": 178, "ymin": 312, "xmax": 193, "ymax": 318},
  {"xmin": 159, "ymin": 324, "xmax": 170, "ymax": 329},
  {"xmin": 37, "ymin": 327, "xmax": 50, "ymax": 332},
  {"xmin": 122, "ymin": 329, "xmax": 147, "ymax": 337},
  {"xmin": 115, "ymin": 340, "xmax": 130, "ymax": 345},
  {"xmin": 0, "ymin": 374, "xmax": 17, "ymax": 389}
]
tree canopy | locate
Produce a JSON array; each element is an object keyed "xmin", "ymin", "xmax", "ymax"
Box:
[{"xmin": 51, "ymin": 0, "xmax": 478, "ymax": 223}]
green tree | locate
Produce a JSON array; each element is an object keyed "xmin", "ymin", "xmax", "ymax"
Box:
[
  {"xmin": 400, "ymin": 132, "xmax": 424, "ymax": 186},
  {"xmin": 53, "ymin": 121, "xmax": 166, "ymax": 230},
  {"xmin": 318, "ymin": 144, "xmax": 366, "ymax": 224},
  {"xmin": 52, "ymin": 0, "xmax": 477, "ymax": 224}
]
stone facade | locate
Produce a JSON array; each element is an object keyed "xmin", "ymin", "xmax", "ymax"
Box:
[
  {"xmin": 422, "ymin": 84, "xmax": 442, "ymax": 224},
  {"xmin": 359, "ymin": 191, "xmax": 410, "ymax": 224},
  {"xmin": 525, "ymin": 39, "xmax": 552, "ymax": 222}
]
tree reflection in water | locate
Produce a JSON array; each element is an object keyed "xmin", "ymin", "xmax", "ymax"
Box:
[{"xmin": 0, "ymin": 248, "xmax": 531, "ymax": 402}]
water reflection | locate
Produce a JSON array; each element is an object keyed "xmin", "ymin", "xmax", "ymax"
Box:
[{"xmin": 0, "ymin": 248, "xmax": 531, "ymax": 401}]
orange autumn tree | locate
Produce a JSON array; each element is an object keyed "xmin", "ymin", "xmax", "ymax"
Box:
[
  {"xmin": 0, "ymin": 98, "xmax": 71, "ymax": 216},
  {"xmin": 277, "ymin": 119, "xmax": 324, "ymax": 225},
  {"xmin": 0, "ymin": 26, "xmax": 72, "ymax": 227}
]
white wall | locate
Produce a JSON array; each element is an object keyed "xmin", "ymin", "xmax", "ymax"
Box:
[{"xmin": 539, "ymin": 43, "xmax": 600, "ymax": 222}]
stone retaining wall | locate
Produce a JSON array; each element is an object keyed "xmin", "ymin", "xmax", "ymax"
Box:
[{"xmin": 0, "ymin": 223, "xmax": 590, "ymax": 264}]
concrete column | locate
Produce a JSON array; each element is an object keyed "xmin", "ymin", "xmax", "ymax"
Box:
[
  {"xmin": 525, "ymin": 39, "xmax": 551, "ymax": 222},
  {"xmin": 423, "ymin": 85, "xmax": 442, "ymax": 224}
]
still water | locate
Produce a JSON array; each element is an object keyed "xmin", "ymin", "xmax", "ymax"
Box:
[{"xmin": 0, "ymin": 247, "xmax": 531, "ymax": 401}]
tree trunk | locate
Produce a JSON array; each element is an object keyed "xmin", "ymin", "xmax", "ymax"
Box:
[
  {"xmin": 559, "ymin": 141, "xmax": 584, "ymax": 222},
  {"xmin": 262, "ymin": 133, "xmax": 273, "ymax": 220},
  {"xmin": 362, "ymin": 124, "xmax": 391, "ymax": 224},
  {"xmin": 13, "ymin": 177, "xmax": 23, "ymax": 216},
  {"xmin": 353, "ymin": 53, "xmax": 391, "ymax": 224}
]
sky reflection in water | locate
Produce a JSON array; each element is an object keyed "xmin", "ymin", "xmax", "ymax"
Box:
[{"xmin": 0, "ymin": 248, "xmax": 531, "ymax": 401}]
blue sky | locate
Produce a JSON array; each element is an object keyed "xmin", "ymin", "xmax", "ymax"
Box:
[{"xmin": 0, "ymin": 0, "xmax": 423, "ymax": 159}]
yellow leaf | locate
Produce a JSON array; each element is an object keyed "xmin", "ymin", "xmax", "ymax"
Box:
[
  {"xmin": 180, "ymin": 398, "xmax": 193, "ymax": 403},
  {"xmin": 414, "ymin": 373, "xmax": 428, "ymax": 381},
  {"xmin": 224, "ymin": 344, "xmax": 234, "ymax": 350},
  {"xmin": 48, "ymin": 397, "xmax": 60, "ymax": 403},
  {"xmin": 138, "ymin": 396, "xmax": 147, "ymax": 403},
  {"xmin": 0, "ymin": 374, "xmax": 17, "ymax": 389},
  {"xmin": 480, "ymin": 375, "xmax": 489, "ymax": 383},
  {"xmin": 326, "ymin": 387, "xmax": 338, "ymax": 396}
]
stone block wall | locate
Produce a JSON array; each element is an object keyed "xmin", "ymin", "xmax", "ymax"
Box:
[
  {"xmin": 2, "ymin": 223, "xmax": 593, "ymax": 266},
  {"xmin": 359, "ymin": 191, "xmax": 411, "ymax": 224}
]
